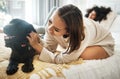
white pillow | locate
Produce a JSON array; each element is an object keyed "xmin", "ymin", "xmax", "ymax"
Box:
[
  {"xmin": 100, "ymin": 12, "xmax": 117, "ymax": 30},
  {"xmin": 110, "ymin": 15, "xmax": 120, "ymax": 32},
  {"xmin": 111, "ymin": 32, "xmax": 120, "ymax": 52},
  {"xmin": 0, "ymin": 33, "xmax": 11, "ymax": 61},
  {"xmin": 0, "ymin": 33, "xmax": 5, "ymax": 46}
]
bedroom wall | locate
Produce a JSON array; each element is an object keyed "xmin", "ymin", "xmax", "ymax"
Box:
[
  {"xmin": 59, "ymin": 0, "xmax": 120, "ymax": 15},
  {"xmin": 59, "ymin": 0, "xmax": 87, "ymax": 14}
]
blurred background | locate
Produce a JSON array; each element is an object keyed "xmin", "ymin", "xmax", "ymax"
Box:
[{"xmin": 0, "ymin": 0, "xmax": 120, "ymax": 27}]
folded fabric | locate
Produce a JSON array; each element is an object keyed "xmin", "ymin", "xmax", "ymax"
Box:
[{"xmin": 100, "ymin": 12, "xmax": 117, "ymax": 30}]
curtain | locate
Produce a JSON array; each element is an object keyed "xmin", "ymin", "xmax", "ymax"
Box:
[{"xmin": 32, "ymin": 0, "xmax": 59, "ymax": 26}]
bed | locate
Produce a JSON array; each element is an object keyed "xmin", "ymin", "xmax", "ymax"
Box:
[{"xmin": 0, "ymin": 14, "xmax": 120, "ymax": 79}]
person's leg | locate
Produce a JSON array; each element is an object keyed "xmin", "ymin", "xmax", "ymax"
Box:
[{"xmin": 80, "ymin": 45, "xmax": 109, "ymax": 60}]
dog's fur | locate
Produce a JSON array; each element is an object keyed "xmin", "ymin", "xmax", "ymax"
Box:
[{"xmin": 3, "ymin": 19, "xmax": 36, "ymax": 75}]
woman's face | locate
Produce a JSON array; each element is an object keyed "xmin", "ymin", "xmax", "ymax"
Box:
[
  {"xmin": 88, "ymin": 10, "xmax": 96, "ymax": 20},
  {"xmin": 48, "ymin": 11, "xmax": 67, "ymax": 36}
]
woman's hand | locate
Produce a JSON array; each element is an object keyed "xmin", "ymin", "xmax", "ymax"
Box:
[
  {"xmin": 27, "ymin": 32, "xmax": 39, "ymax": 46},
  {"xmin": 27, "ymin": 32, "xmax": 43, "ymax": 53}
]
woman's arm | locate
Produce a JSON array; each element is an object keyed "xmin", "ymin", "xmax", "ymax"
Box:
[
  {"xmin": 27, "ymin": 31, "xmax": 82, "ymax": 64},
  {"xmin": 43, "ymin": 30, "xmax": 58, "ymax": 52}
]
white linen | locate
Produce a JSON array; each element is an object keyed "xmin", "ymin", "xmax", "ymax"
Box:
[
  {"xmin": 0, "ymin": 34, "xmax": 11, "ymax": 62},
  {"xmin": 30, "ymin": 32, "xmax": 120, "ymax": 79},
  {"xmin": 0, "ymin": 32, "xmax": 120, "ymax": 79},
  {"xmin": 110, "ymin": 15, "xmax": 120, "ymax": 32},
  {"xmin": 100, "ymin": 12, "xmax": 117, "ymax": 30},
  {"xmin": 0, "ymin": 34, "xmax": 120, "ymax": 79}
]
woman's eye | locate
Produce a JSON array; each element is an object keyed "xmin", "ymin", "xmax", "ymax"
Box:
[
  {"xmin": 54, "ymin": 28, "xmax": 59, "ymax": 32},
  {"xmin": 48, "ymin": 20, "xmax": 52, "ymax": 26}
]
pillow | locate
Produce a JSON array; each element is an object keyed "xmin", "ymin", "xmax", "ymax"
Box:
[
  {"xmin": 99, "ymin": 12, "xmax": 117, "ymax": 30},
  {"xmin": 33, "ymin": 24, "xmax": 45, "ymax": 34},
  {"xmin": 0, "ymin": 33, "xmax": 11, "ymax": 61},
  {"xmin": 111, "ymin": 32, "xmax": 120, "ymax": 53},
  {"xmin": 110, "ymin": 15, "xmax": 120, "ymax": 32},
  {"xmin": 0, "ymin": 33, "xmax": 5, "ymax": 46}
]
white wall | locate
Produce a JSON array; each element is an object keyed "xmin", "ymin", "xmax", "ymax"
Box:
[
  {"xmin": 59, "ymin": 0, "xmax": 120, "ymax": 15},
  {"xmin": 59, "ymin": 0, "xmax": 87, "ymax": 14},
  {"xmin": 86, "ymin": 0, "xmax": 120, "ymax": 14}
]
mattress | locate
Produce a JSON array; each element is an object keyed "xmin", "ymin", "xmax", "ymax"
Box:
[{"xmin": 0, "ymin": 32, "xmax": 120, "ymax": 79}]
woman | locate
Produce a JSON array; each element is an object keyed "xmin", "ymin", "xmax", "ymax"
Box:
[
  {"xmin": 27, "ymin": 4, "xmax": 114, "ymax": 64},
  {"xmin": 85, "ymin": 6, "xmax": 112, "ymax": 22}
]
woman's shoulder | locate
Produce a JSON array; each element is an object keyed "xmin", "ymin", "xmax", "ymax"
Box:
[
  {"xmin": 83, "ymin": 17, "xmax": 108, "ymax": 35},
  {"xmin": 83, "ymin": 17, "xmax": 99, "ymax": 27}
]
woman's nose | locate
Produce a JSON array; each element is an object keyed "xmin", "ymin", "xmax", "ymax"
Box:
[
  {"xmin": 48, "ymin": 26, "xmax": 54, "ymax": 34},
  {"xmin": 89, "ymin": 14, "xmax": 92, "ymax": 17}
]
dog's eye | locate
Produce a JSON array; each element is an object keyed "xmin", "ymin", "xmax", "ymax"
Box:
[{"xmin": 4, "ymin": 35, "xmax": 15, "ymax": 40}]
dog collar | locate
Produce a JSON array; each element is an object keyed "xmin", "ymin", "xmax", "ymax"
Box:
[
  {"xmin": 4, "ymin": 35, "xmax": 16, "ymax": 40},
  {"xmin": 21, "ymin": 44, "xmax": 26, "ymax": 47}
]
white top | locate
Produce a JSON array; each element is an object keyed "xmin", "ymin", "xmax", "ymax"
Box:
[{"xmin": 39, "ymin": 18, "xmax": 115, "ymax": 64}]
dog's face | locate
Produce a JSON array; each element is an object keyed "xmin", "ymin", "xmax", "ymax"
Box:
[{"xmin": 3, "ymin": 19, "xmax": 36, "ymax": 50}]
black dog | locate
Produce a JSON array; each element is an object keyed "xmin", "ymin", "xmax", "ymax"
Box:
[{"xmin": 3, "ymin": 19, "xmax": 36, "ymax": 75}]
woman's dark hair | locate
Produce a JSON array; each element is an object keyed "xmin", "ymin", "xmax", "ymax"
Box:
[
  {"xmin": 57, "ymin": 4, "xmax": 85, "ymax": 54},
  {"xmin": 85, "ymin": 6, "xmax": 112, "ymax": 22}
]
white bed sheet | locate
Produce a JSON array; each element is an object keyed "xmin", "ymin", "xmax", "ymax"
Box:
[
  {"xmin": 0, "ymin": 32, "xmax": 120, "ymax": 79},
  {"xmin": 29, "ymin": 32, "xmax": 120, "ymax": 79}
]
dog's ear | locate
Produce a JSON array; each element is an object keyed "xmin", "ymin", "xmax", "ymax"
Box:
[{"xmin": 26, "ymin": 24, "xmax": 37, "ymax": 34}]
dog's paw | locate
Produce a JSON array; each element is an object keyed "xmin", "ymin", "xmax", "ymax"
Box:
[
  {"xmin": 6, "ymin": 65, "xmax": 18, "ymax": 75},
  {"xmin": 22, "ymin": 64, "xmax": 34, "ymax": 73}
]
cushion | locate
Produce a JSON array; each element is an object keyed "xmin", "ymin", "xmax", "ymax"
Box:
[
  {"xmin": 100, "ymin": 12, "xmax": 117, "ymax": 30},
  {"xmin": 110, "ymin": 15, "xmax": 120, "ymax": 32},
  {"xmin": 111, "ymin": 32, "xmax": 120, "ymax": 52},
  {"xmin": 0, "ymin": 33, "xmax": 11, "ymax": 62}
]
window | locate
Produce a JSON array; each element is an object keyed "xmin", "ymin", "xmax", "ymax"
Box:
[
  {"xmin": 0, "ymin": 0, "xmax": 12, "ymax": 27},
  {"xmin": 0, "ymin": 0, "xmax": 59, "ymax": 27}
]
